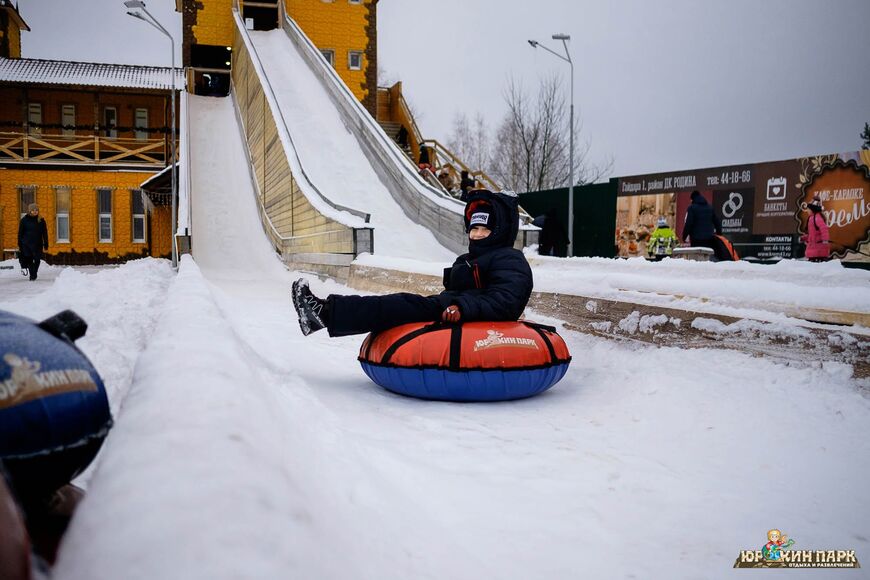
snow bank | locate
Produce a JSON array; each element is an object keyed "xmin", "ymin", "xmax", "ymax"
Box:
[
  {"xmin": 0, "ymin": 258, "xmax": 174, "ymax": 412},
  {"xmin": 52, "ymin": 256, "xmax": 309, "ymax": 580}
]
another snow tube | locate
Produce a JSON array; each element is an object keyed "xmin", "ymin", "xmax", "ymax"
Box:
[
  {"xmin": 0, "ymin": 310, "xmax": 112, "ymax": 501},
  {"xmin": 359, "ymin": 320, "xmax": 571, "ymax": 402}
]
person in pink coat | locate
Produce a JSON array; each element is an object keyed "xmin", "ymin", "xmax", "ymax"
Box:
[{"xmin": 800, "ymin": 196, "xmax": 830, "ymax": 262}]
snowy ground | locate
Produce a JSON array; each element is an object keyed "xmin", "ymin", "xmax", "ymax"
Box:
[
  {"xmin": 3, "ymin": 253, "xmax": 869, "ymax": 579},
  {"xmin": 4, "ymin": 181, "xmax": 869, "ymax": 579}
]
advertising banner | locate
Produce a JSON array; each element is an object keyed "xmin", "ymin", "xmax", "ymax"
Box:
[{"xmin": 616, "ymin": 151, "xmax": 870, "ymax": 262}]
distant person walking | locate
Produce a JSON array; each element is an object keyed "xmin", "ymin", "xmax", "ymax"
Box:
[
  {"xmin": 18, "ymin": 203, "xmax": 48, "ymax": 281},
  {"xmin": 682, "ymin": 190, "xmax": 724, "ymax": 259},
  {"xmin": 459, "ymin": 170, "xmax": 475, "ymax": 200},
  {"xmin": 801, "ymin": 196, "xmax": 830, "ymax": 262},
  {"xmin": 418, "ymin": 145, "xmax": 432, "ymax": 174},
  {"xmin": 535, "ymin": 208, "xmax": 567, "ymax": 257}
]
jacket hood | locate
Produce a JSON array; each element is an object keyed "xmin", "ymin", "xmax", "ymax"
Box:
[{"xmin": 463, "ymin": 189, "xmax": 520, "ymax": 256}]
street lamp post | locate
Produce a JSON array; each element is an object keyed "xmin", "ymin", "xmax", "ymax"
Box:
[
  {"xmin": 528, "ymin": 34, "xmax": 574, "ymax": 257},
  {"xmin": 125, "ymin": 0, "xmax": 178, "ymax": 268}
]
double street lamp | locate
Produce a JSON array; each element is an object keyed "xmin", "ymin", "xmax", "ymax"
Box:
[
  {"xmin": 528, "ymin": 34, "xmax": 574, "ymax": 257},
  {"xmin": 124, "ymin": 0, "xmax": 178, "ymax": 268}
]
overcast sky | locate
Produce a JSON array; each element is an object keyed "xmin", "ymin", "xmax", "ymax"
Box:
[{"xmin": 19, "ymin": 0, "xmax": 870, "ymax": 178}]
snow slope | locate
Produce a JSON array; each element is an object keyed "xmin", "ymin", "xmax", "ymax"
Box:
[
  {"xmin": 20, "ymin": 111, "xmax": 864, "ymax": 577},
  {"xmin": 246, "ymin": 30, "xmax": 454, "ymax": 262},
  {"xmin": 11, "ymin": 256, "xmax": 869, "ymax": 579}
]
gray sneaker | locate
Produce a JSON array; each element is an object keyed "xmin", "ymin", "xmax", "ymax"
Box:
[{"xmin": 291, "ymin": 278, "xmax": 327, "ymax": 336}]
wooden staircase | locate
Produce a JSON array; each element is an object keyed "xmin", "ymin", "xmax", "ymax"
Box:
[{"xmin": 377, "ymin": 120, "xmax": 413, "ymax": 159}]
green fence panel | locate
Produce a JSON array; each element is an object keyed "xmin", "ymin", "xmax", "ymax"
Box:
[{"xmin": 519, "ymin": 179, "xmax": 617, "ymax": 258}]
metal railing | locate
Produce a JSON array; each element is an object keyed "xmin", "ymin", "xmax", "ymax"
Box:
[{"xmin": 277, "ymin": 1, "xmax": 472, "ymax": 253}]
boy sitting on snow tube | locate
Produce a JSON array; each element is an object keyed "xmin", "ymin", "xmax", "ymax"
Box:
[{"xmin": 291, "ymin": 189, "xmax": 533, "ymax": 336}]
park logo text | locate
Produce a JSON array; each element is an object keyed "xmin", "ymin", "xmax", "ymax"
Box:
[{"xmin": 734, "ymin": 529, "xmax": 860, "ymax": 569}]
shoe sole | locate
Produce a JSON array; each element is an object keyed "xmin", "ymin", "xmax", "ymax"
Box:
[{"xmin": 292, "ymin": 280, "xmax": 312, "ymax": 336}]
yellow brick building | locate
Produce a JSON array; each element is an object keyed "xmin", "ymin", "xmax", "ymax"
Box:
[
  {"xmin": 0, "ymin": 55, "xmax": 180, "ymax": 264},
  {"xmin": 1, "ymin": 168, "xmax": 171, "ymax": 263},
  {"xmin": 182, "ymin": 0, "xmax": 378, "ymax": 115}
]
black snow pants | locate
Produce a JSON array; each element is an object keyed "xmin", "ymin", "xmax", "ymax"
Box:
[
  {"xmin": 327, "ymin": 292, "xmax": 445, "ymax": 337},
  {"xmin": 19, "ymin": 254, "xmax": 41, "ymax": 280}
]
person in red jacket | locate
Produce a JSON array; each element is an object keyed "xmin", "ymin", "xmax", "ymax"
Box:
[{"xmin": 800, "ymin": 196, "xmax": 830, "ymax": 262}]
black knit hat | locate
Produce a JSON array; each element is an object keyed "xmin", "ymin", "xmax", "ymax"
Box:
[
  {"xmin": 462, "ymin": 190, "xmax": 519, "ymax": 257},
  {"xmin": 465, "ymin": 200, "xmax": 494, "ymax": 232}
]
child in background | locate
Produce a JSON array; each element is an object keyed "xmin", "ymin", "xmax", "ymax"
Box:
[{"xmin": 647, "ymin": 217, "xmax": 679, "ymax": 260}]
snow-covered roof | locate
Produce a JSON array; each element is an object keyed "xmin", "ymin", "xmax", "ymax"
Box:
[
  {"xmin": 139, "ymin": 162, "xmax": 175, "ymax": 190},
  {"xmin": 0, "ymin": 57, "xmax": 184, "ymax": 91}
]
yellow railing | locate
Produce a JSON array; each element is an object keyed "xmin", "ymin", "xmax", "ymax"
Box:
[
  {"xmin": 0, "ymin": 131, "xmax": 168, "ymax": 166},
  {"xmin": 378, "ymin": 83, "xmax": 502, "ymax": 194},
  {"xmin": 422, "ymin": 138, "xmax": 500, "ymax": 191}
]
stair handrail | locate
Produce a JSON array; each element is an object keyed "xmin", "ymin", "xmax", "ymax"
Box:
[
  {"xmin": 232, "ymin": 0, "xmax": 370, "ymax": 227},
  {"xmin": 394, "ymin": 89, "xmax": 425, "ymax": 154},
  {"xmin": 421, "ymin": 138, "xmax": 500, "ymax": 191}
]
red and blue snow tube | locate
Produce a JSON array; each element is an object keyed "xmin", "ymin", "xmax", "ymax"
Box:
[
  {"xmin": 359, "ymin": 320, "xmax": 571, "ymax": 402},
  {"xmin": 0, "ymin": 310, "xmax": 112, "ymax": 501}
]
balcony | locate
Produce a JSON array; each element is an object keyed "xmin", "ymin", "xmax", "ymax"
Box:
[{"xmin": 0, "ymin": 131, "xmax": 168, "ymax": 167}]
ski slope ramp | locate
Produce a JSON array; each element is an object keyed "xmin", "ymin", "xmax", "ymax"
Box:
[
  {"xmin": 188, "ymin": 94, "xmax": 289, "ymax": 280},
  {"xmin": 244, "ymin": 27, "xmax": 454, "ymax": 263}
]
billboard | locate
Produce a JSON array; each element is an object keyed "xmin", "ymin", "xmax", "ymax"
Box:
[{"xmin": 615, "ymin": 151, "xmax": 870, "ymax": 262}]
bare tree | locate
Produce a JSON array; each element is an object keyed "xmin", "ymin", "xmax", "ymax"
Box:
[
  {"xmin": 491, "ymin": 75, "xmax": 611, "ymax": 193},
  {"xmin": 446, "ymin": 112, "xmax": 491, "ymax": 172}
]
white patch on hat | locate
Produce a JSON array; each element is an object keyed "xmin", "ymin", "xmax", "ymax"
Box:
[{"xmin": 470, "ymin": 212, "xmax": 490, "ymax": 227}]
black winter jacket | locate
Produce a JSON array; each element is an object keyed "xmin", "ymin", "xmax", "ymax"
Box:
[
  {"xmin": 18, "ymin": 215, "xmax": 49, "ymax": 258},
  {"xmin": 682, "ymin": 196, "xmax": 721, "ymax": 242},
  {"xmin": 437, "ymin": 189, "xmax": 533, "ymax": 321},
  {"xmin": 440, "ymin": 247, "xmax": 533, "ymax": 321}
]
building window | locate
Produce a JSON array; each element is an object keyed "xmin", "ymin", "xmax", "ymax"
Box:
[
  {"xmin": 104, "ymin": 107, "xmax": 118, "ymax": 138},
  {"xmin": 61, "ymin": 105, "xmax": 76, "ymax": 137},
  {"xmin": 134, "ymin": 108, "xmax": 149, "ymax": 141},
  {"xmin": 348, "ymin": 51, "xmax": 363, "ymax": 71},
  {"xmin": 18, "ymin": 186, "xmax": 36, "ymax": 219},
  {"xmin": 27, "ymin": 103, "xmax": 42, "ymax": 135},
  {"xmin": 131, "ymin": 189, "xmax": 146, "ymax": 243},
  {"xmin": 56, "ymin": 187, "xmax": 71, "ymax": 243},
  {"xmin": 98, "ymin": 189, "xmax": 113, "ymax": 242},
  {"xmin": 320, "ymin": 49, "xmax": 335, "ymax": 67}
]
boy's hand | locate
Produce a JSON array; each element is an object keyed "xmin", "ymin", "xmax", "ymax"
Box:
[{"xmin": 442, "ymin": 305, "xmax": 462, "ymax": 323}]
